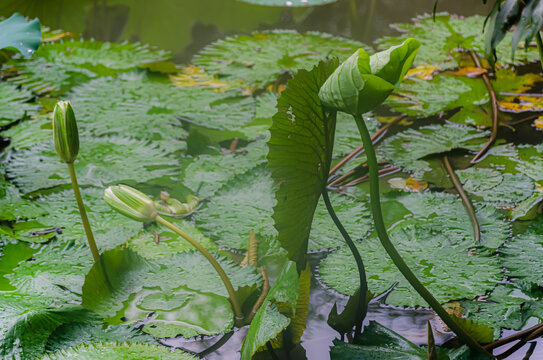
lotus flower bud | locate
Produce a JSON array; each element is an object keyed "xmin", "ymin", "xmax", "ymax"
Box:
[
  {"xmin": 104, "ymin": 185, "xmax": 157, "ymax": 222},
  {"xmin": 53, "ymin": 100, "xmax": 79, "ymax": 163},
  {"xmin": 319, "ymin": 38, "xmax": 420, "ymax": 116}
]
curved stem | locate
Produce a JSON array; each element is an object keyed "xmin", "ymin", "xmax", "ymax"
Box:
[
  {"xmin": 443, "ymin": 155, "xmax": 480, "ymax": 243},
  {"xmin": 322, "ymin": 189, "xmax": 368, "ymax": 337},
  {"xmin": 156, "ymin": 215, "xmax": 244, "ymax": 326},
  {"xmin": 353, "ymin": 114, "xmax": 488, "ymax": 355},
  {"xmin": 67, "ymin": 162, "xmax": 100, "ymax": 262},
  {"xmin": 469, "ymin": 49, "xmax": 498, "ymax": 163}
]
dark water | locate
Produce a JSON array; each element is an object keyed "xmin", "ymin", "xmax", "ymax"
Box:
[{"xmin": 2, "ymin": 0, "xmax": 542, "ymax": 359}]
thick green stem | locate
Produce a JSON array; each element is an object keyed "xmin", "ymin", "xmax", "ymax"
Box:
[
  {"xmin": 156, "ymin": 215, "xmax": 244, "ymax": 326},
  {"xmin": 67, "ymin": 162, "xmax": 100, "ymax": 262},
  {"xmin": 537, "ymin": 32, "xmax": 543, "ymax": 72},
  {"xmin": 322, "ymin": 189, "xmax": 368, "ymax": 338},
  {"xmin": 353, "ymin": 114, "xmax": 488, "ymax": 354}
]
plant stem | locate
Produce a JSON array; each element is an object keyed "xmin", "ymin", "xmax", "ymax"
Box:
[
  {"xmin": 322, "ymin": 189, "xmax": 368, "ymax": 338},
  {"xmin": 536, "ymin": 32, "xmax": 543, "ymax": 72},
  {"xmin": 67, "ymin": 162, "xmax": 100, "ymax": 262},
  {"xmin": 156, "ymin": 215, "xmax": 244, "ymax": 326},
  {"xmin": 443, "ymin": 155, "xmax": 480, "ymax": 243},
  {"xmin": 353, "ymin": 114, "xmax": 488, "ymax": 355}
]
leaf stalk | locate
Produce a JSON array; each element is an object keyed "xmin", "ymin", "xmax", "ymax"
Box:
[
  {"xmin": 67, "ymin": 162, "xmax": 100, "ymax": 262},
  {"xmin": 353, "ymin": 114, "xmax": 488, "ymax": 355}
]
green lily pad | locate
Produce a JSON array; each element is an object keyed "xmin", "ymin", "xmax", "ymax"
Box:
[
  {"xmin": 0, "ymin": 115, "xmax": 52, "ymax": 151},
  {"xmin": 0, "ymin": 178, "xmax": 44, "ymax": 221},
  {"xmin": 41, "ymin": 342, "xmax": 195, "ymax": 360},
  {"xmin": 330, "ymin": 321, "xmax": 487, "ymax": 360},
  {"xmin": 0, "ymin": 241, "xmax": 38, "ymax": 291},
  {"xmin": 237, "ymin": 0, "xmax": 336, "ymax": 6},
  {"xmin": 194, "ymin": 30, "xmax": 367, "ymax": 87},
  {"xmin": 461, "ymin": 284, "xmax": 532, "ymax": 337},
  {"xmin": 332, "ymin": 112, "xmax": 379, "ymax": 157},
  {"xmin": 195, "ymin": 164, "xmax": 276, "ymax": 250},
  {"xmin": 69, "ymin": 76, "xmax": 256, "ymax": 140},
  {"xmin": 456, "ymin": 167, "xmax": 534, "ymax": 207},
  {"xmin": 0, "ymin": 293, "xmax": 90, "ymax": 360},
  {"xmin": 0, "ymin": 13, "xmax": 41, "ymax": 55},
  {"xmin": 8, "ymin": 39, "xmax": 169, "ymax": 95},
  {"xmin": 182, "ymin": 140, "xmax": 268, "ymax": 198},
  {"xmin": 0, "ymin": 82, "xmax": 40, "ymax": 127},
  {"xmin": 308, "ymin": 192, "xmax": 372, "ymax": 251},
  {"xmin": 82, "ymin": 247, "xmax": 261, "ymax": 338},
  {"xmin": 378, "ymin": 123, "xmax": 488, "ymax": 176},
  {"xmin": 6, "ymin": 137, "xmax": 179, "ymax": 194},
  {"xmin": 128, "ymin": 221, "xmax": 218, "ymax": 260},
  {"xmin": 477, "ymin": 144, "xmax": 543, "ymax": 182},
  {"xmin": 319, "ymin": 222, "xmax": 502, "ymax": 307},
  {"xmin": 386, "ymin": 68, "xmax": 540, "ymax": 124},
  {"xmin": 46, "ymin": 322, "xmax": 154, "ymax": 353},
  {"xmin": 501, "ymin": 231, "xmax": 543, "ymax": 289},
  {"xmin": 377, "ymin": 14, "xmax": 540, "ymax": 69}
]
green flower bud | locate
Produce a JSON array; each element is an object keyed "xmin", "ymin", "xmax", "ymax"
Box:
[
  {"xmin": 319, "ymin": 38, "xmax": 420, "ymax": 116},
  {"xmin": 154, "ymin": 191, "xmax": 200, "ymax": 216},
  {"xmin": 104, "ymin": 185, "xmax": 157, "ymax": 222},
  {"xmin": 53, "ymin": 100, "xmax": 80, "ymax": 163}
]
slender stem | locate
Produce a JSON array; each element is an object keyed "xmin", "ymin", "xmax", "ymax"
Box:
[
  {"xmin": 469, "ymin": 50, "xmax": 498, "ymax": 163},
  {"xmin": 536, "ymin": 32, "xmax": 543, "ymax": 72},
  {"xmin": 246, "ymin": 266, "xmax": 270, "ymax": 324},
  {"xmin": 485, "ymin": 323, "xmax": 543, "ymax": 351},
  {"xmin": 523, "ymin": 342, "xmax": 537, "ymax": 360},
  {"xmin": 353, "ymin": 114, "xmax": 488, "ymax": 354},
  {"xmin": 339, "ymin": 166, "xmax": 400, "ymax": 190},
  {"xmin": 328, "ymin": 115, "xmax": 403, "ymax": 177},
  {"xmin": 156, "ymin": 215, "xmax": 244, "ymax": 325},
  {"xmin": 443, "ymin": 155, "xmax": 480, "ymax": 243},
  {"xmin": 67, "ymin": 162, "xmax": 100, "ymax": 262},
  {"xmin": 322, "ymin": 189, "xmax": 368, "ymax": 338}
]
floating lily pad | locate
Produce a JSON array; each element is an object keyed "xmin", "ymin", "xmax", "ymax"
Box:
[
  {"xmin": 501, "ymin": 231, "xmax": 543, "ymax": 289},
  {"xmin": 319, "ymin": 222, "xmax": 502, "ymax": 307},
  {"xmin": 0, "ymin": 178, "xmax": 44, "ymax": 221},
  {"xmin": 69, "ymin": 76, "xmax": 256, "ymax": 140},
  {"xmin": 461, "ymin": 284, "xmax": 532, "ymax": 337},
  {"xmin": 308, "ymin": 192, "xmax": 372, "ymax": 251},
  {"xmin": 195, "ymin": 164, "xmax": 276, "ymax": 250},
  {"xmin": 377, "ymin": 14, "xmax": 540, "ymax": 69},
  {"xmin": 46, "ymin": 322, "xmax": 154, "ymax": 353},
  {"xmin": 42, "ymin": 342, "xmax": 195, "ymax": 360},
  {"xmin": 128, "ymin": 221, "xmax": 218, "ymax": 260},
  {"xmin": 456, "ymin": 167, "xmax": 534, "ymax": 207},
  {"xmin": 0, "ymin": 82, "xmax": 40, "ymax": 127},
  {"xmin": 329, "ymin": 321, "xmax": 480, "ymax": 360},
  {"xmin": 0, "ymin": 13, "xmax": 41, "ymax": 55},
  {"xmin": 0, "ymin": 115, "xmax": 52, "ymax": 151},
  {"xmin": 6, "ymin": 137, "xmax": 179, "ymax": 194},
  {"xmin": 182, "ymin": 140, "xmax": 268, "ymax": 198},
  {"xmin": 82, "ymin": 248, "xmax": 261, "ymax": 338},
  {"xmin": 8, "ymin": 39, "xmax": 169, "ymax": 95},
  {"xmin": 476, "ymin": 144, "xmax": 543, "ymax": 182},
  {"xmin": 0, "ymin": 293, "xmax": 90, "ymax": 360},
  {"xmin": 378, "ymin": 123, "xmax": 488, "ymax": 176},
  {"xmin": 194, "ymin": 30, "xmax": 366, "ymax": 87}
]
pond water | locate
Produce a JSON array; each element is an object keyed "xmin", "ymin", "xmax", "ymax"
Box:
[{"xmin": 2, "ymin": 1, "xmax": 543, "ymax": 359}]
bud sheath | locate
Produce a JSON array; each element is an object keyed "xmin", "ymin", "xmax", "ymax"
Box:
[
  {"xmin": 53, "ymin": 100, "xmax": 79, "ymax": 163},
  {"xmin": 104, "ymin": 185, "xmax": 158, "ymax": 222}
]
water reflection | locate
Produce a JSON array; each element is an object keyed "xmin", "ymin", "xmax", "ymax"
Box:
[{"xmin": 1, "ymin": 0, "xmax": 491, "ymax": 63}]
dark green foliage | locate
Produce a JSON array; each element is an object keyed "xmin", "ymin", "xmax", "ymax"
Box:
[{"xmin": 267, "ymin": 59, "xmax": 338, "ymax": 269}]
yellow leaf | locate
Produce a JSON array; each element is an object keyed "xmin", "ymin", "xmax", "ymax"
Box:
[
  {"xmin": 170, "ymin": 65, "xmax": 244, "ymax": 92},
  {"xmin": 405, "ymin": 64, "xmax": 439, "ymax": 80},
  {"xmin": 499, "ymin": 95, "xmax": 543, "ymax": 113},
  {"xmin": 447, "ymin": 66, "xmax": 487, "ymax": 78},
  {"xmin": 535, "ymin": 115, "xmax": 543, "ymax": 129},
  {"xmin": 388, "ymin": 177, "xmax": 427, "ymax": 192}
]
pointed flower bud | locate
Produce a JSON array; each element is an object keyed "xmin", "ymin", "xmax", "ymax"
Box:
[
  {"xmin": 104, "ymin": 185, "xmax": 157, "ymax": 222},
  {"xmin": 53, "ymin": 100, "xmax": 80, "ymax": 163},
  {"xmin": 319, "ymin": 38, "xmax": 420, "ymax": 116}
]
